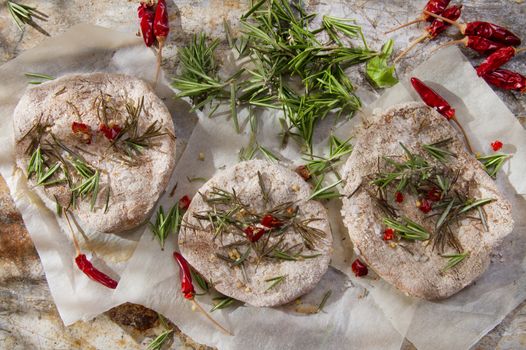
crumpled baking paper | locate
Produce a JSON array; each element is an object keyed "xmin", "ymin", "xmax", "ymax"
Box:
[
  {"xmin": 0, "ymin": 24, "xmax": 197, "ymax": 325},
  {"xmin": 352, "ymin": 47, "xmax": 526, "ymax": 350},
  {"xmin": 114, "ymin": 45, "xmax": 526, "ymax": 350}
]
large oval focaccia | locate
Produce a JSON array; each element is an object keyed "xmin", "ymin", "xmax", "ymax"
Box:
[
  {"xmin": 179, "ymin": 160, "xmax": 333, "ymax": 307},
  {"xmin": 13, "ymin": 73, "xmax": 176, "ymax": 233},
  {"xmin": 341, "ymin": 102, "xmax": 513, "ymax": 300}
]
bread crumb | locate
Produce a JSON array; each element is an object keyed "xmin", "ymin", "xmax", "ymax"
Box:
[
  {"xmin": 291, "ymin": 184, "xmax": 300, "ymax": 192},
  {"xmin": 229, "ymin": 249, "xmax": 241, "ymax": 260},
  {"xmin": 198, "ymin": 152, "xmax": 205, "ymax": 161}
]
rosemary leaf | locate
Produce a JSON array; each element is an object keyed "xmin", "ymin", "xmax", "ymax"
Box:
[
  {"xmin": 317, "ymin": 290, "xmax": 332, "ymax": 313},
  {"xmin": 308, "ymin": 179, "xmax": 342, "ymax": 200},
  {"xmin": 258, "ymin": 145, "xmax": 279, "ymax": 162},
  {"xmin": 441, "ymin": 251, "xmax": 470, "ymax": 272},
  {"xmin": 211, "ymin": 296, "xmax": 236, "ymax": 312},
  {"xmin": 458, "ymin": 198, "xmax": 494, "ymax": 215},
  {"xmin": 477, "ymin": 153, "xmax": 511, "ymax": 178},
  {"xmin": 191, "ymin": 268, "xmax": 209, "ymax": 292},
  {"xmin": 265, "ymin": 275, "xmax": 286, "ymax": 290}
]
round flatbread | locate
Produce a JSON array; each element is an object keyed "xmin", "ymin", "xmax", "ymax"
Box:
[
  {"xmin": 341, "ymin": 102, "xmax": 513, "ymax": 300},
  {"xmin": 13, "ymin": 73, "xmax": 176, "ymax": 233},
  {"xmin": 179, "ymin": 160, "xmax": 333, "ymax": 307}
]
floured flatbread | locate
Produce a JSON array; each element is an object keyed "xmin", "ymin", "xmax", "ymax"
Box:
[
  {"xmin": 179, "ymin": 160, "xmax": 333, "ymax": 307},
  {"xmin": 341, "ymin": 102, "xmax": 513, "ymax": 300},
  {"xmin": 13, "ymin": 73, "xmax": 176, "ymax": 233}
]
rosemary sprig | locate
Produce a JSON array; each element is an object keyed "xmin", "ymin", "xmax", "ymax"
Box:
[
  {"xmin": 150, "ymin": 204, "xmax": 182, "ymax": 250},
  {"xmin": 383, "ymin": 217, "xmax": 430, "ymax": 241},
  {"xmin": 7, "ymin": 1, "xmax": 48, "ymax": 34},
  {"xmin": 71, "ymin": 159, "xmax": 100, "ymax": 210},
  {"xmin": 477, "ymin": 153, "xmax": 511, "ymax": 178},
  {"xmin": 172, "ymin": 33, "xmax": 227, "ymax": 107},
  {"xmin": 174, "ymin": 0, "xmax": 380, "ymax": 150},
  {"xmin": 304, "ymin": 135, "xmax": 352, "ymax": 177},
  {"xmin": 265, "ymin": 275, "xmax": 286, "ymax": 290},
  {"xmin": 441, "ymin": 251, "xmax": 470, "ymax": 272},
  {"xmin": 147, "ymin": 316, "xmax": 174, "ymax": 350},
  {"xmin": 112, "ymin": 97, "xmax": 168, "ymax": 158}
]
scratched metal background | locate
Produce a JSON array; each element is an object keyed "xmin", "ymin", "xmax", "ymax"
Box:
[{"xmin": 0, "ymin": 1, "xmax": 525, "ymax": 349}]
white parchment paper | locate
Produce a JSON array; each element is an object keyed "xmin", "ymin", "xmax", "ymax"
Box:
[
  {"xmin": 0, "ymin": 24, "xmax": 197, "ymax": 325},
  {"xmin": 353, "ymin": 47, "xmax": 526, "ymax": 350},
  {"xmin": 114, "ymin": 45, "xmax": 526, "ymax": 350}
]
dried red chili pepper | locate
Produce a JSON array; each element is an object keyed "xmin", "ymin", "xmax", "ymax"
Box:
[
  {"xmin": 424, "ymin": 11, "xmax": 521, "ymax": 46},
  {"xmin": 417, "ymin": 198, "xmax": 433, "ymax": 213},
  {"xmin": 385, "ymin": 0, "xmax": 450, "ymax": 33},
  {"xmin": 64, "ymin": 212, "xmax": 118, "ymax": 290},
  {"xmin": 99, "ymin": 123, "xmax": 122, "ymax": 141},
  {"xmin": 138, "ymin": 2, "xmax": 155, "ymax": 47},
  {"xmin": 410, "ymin": 77, "xmax": 473, "ymax": 153},
  {"xmin": 491, "ymin": 140, "xmax": 503, "ymax": 152},
  {"xmin": 426, "ymin": 187, "xmax": 442, "ymax": 202},
  {"xmin": 244, "ymin": 226, "xmax": 268, "ymax": 242},
  {"xmin": 395, "ymin": 191, "xmax": 404, "ymax": 203},
  {"xmin": 295, "ymin": 165, "xmax": 311, "ymax": 181},
  {"xmin": 436, "ymin": 36, "xmax": 506, "ymax": 56},
  {"xmin": 383, "ymin": 228, "xmax": 395, "ymax": 241},
  {"xmin": 483, "ymin": 69, "xmax": 526, "ymax": 93},
  {"xmin": 261, "ymin": 214, "xmax": 283, "ymax": 228},
  {"xmin": 71, "ymin": 121, "xmax": 92, "ymax": 144},
  {"xmin": 173, "ymin": 252, "xmax": 195, "ymax": 299},
  {"xmin": 153, "ymin": 0, "xmax": 169, "ymax": 41},
  {"xmin": 178, "ymin": 195, "xmax": 191, "ymax": 210},
  {"xmin": 352, "ymin": 259, "xmax": 368, "ymax": 277},
  {"xmin": 75, "ymin": 254, "xmax": 118, "ymax": 289},
  {"xmin": 394, "ymin": 5, "xmax": 462, "ymax": 63},
  {"xmin": 476, "ymin": 46, "xmax": 524, "ymax": 77},
  {"xmin": 425, "ymin": 5, "xmax": 462, "ymax": 38},
  {"xmin": 172, "ymin": 252, "xmax": 232, "ymax": 335}
]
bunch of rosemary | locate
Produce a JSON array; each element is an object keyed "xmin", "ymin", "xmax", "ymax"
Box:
[{"xmin": 172, "ymin": 0, "xmax": 395, "ymax": 152}]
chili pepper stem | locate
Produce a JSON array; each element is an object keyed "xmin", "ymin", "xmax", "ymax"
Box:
[
  {"xmin": 190, "ymin": 298, "xmax": 233, "ymax": 336},
  {"xmin": 394, "ymin": 34, "xmax": 429, "ymax": 63},
  {"xmin": 154, "ymin": 37, "xmax": 166, "ymax": 87},
  {"xmin": 430, "ymin": 37, "xmax": 468, "ymax": 54},
  {"xmin": 516, "ymin": 47, "xmax": 526, "ymax": 54},
  {"xmin": 384, "ymin": 18, "xmax": 424, "ymax": 34},
  {"xmin": 64, "ymin": 210, "xmax": 81, "ymax": 255},
  {"xmin": 423, "ymin": 10, "xmax": 465, "ymax": 32},
  {"xmin": 451, "ymin": 117, "xmax": 474, "ymax": 153}
]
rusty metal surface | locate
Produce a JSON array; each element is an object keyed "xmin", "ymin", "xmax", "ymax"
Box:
[{"xmin": 0, "ymin": 1, "xmax": 525, "ymax": 349}]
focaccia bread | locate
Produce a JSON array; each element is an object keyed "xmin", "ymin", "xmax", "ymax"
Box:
[
  {"xmin": 341, "ymin": 102, "xmax": 513, "ymax": 299},
  {"xmin": 14, "ymin": 73, "xmax": 176, "ymax": 233},
  {"xmin": 179, "ymin": 160, "xmax": 333, "ymax": 307}
]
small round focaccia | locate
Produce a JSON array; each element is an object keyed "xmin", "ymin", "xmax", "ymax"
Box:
[
  {"xmin": 13, "ymin": 73, "xmax": 176, "ymax": 233},
  {"xmin": 179, "ymin": 160, "xmax": 333, "ymax": 307},
  {"xmin": 341, "ymin": 102, "xmax": 513, "ymax": 300}
]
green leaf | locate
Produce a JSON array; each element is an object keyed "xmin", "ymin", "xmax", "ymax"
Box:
[{"xmin": 366, "ymin": 39, "xmax": 398, "ymax": 88}]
